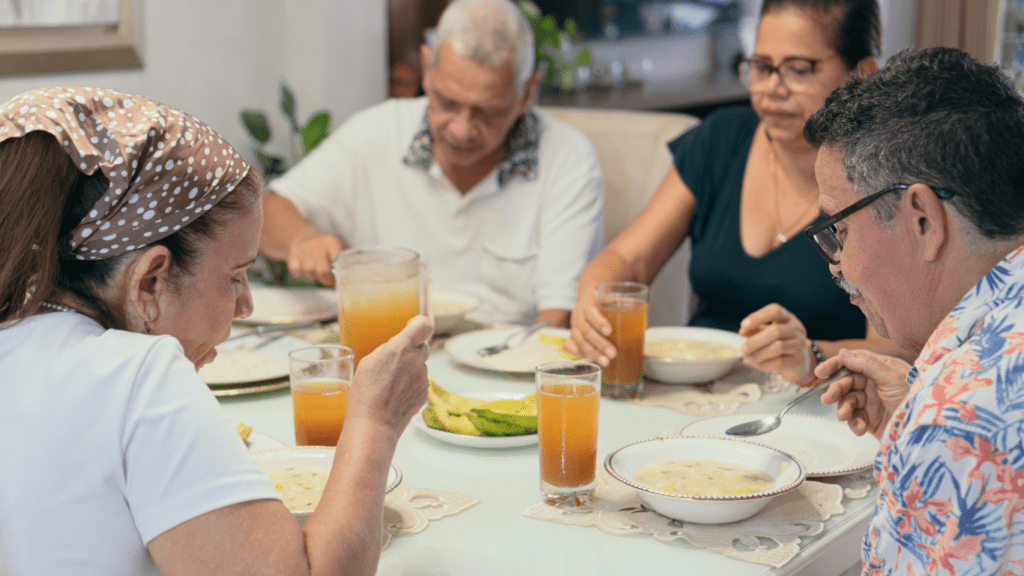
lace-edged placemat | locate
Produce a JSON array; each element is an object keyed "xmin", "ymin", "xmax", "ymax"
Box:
[
  {"xmin": 523, "ymin": 470, "xmax": 874, "ymax": 568},
  {"xmin": 382, "ymin": 482, "xmax": 481, "ymax": 548},
  {"xmin": 635, "ymin": 366, "xmax": 791, "ymax": 416}
]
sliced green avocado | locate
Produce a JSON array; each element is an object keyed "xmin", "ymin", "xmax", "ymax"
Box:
[
  {"xmin": 471, "ymin": 408, "xmax": 538, "ymax": 432},
  {"xmin": 466, "ymin": 410, "xmax": 532, "ymax": 436}
]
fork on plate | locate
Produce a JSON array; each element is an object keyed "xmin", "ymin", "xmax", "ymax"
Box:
[{"xmin": 477, "ymin": 320, "xmax": 551, "ymax": 357}]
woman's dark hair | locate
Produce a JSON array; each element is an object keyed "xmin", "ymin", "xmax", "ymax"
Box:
[
  {"xmin": 0, "ymin": 131, "xmax": 262, "ymax": 328},
  {"xmin": 761, "ymin": 0, "xmax": 881, "ymax": 69}
]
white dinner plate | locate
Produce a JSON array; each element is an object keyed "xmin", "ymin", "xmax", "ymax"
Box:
[
  {"xmin": 238, "ymin": 285, "xmax": 337, "ymax": 325},
  {"xmin": 413, "ymin": 391, "xmax": 538, "ymax": 449},
  {"xmin": 678, "ymin": 413, "xmax": 880, "ymax": 477},
  {"xmin": 444, "ymin": 327, "xmax": 573, "ymax": 374},
  {"xmin": 199, "ymin": 334, "xmax": 310, "ymax": 386}
]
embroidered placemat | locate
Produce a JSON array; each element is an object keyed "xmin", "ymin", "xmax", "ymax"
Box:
[
  {"xmin": 382, "ymin": 482, "xmax": 481, "ymax": 548},
  {"xmin": 635, "ymin": 365, "xmax": 791, "ymax": 416},
  {"xmin": 522, "ymin": 470, "xmax": 873, "ymax": 568}
]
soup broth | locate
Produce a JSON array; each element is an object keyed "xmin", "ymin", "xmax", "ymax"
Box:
[
  {"xmin": 266, "ymin": 466, "xmax": 329, "ymax": 512},
  {"xmin": 634, "ymin": 458, "xmax": 774, "ymax": 497},
  {"xmin": 645, "ymin": 338, "xmax": 739, "ymax": 360}
]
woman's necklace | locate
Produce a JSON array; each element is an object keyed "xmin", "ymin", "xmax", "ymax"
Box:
[
  {"xmin": 767, "ymin": 137, "xmax": 816, "ymax": 246},
  {"xmin": 41, "ymin": 301, "xmax": 78, "ymax": 314}
]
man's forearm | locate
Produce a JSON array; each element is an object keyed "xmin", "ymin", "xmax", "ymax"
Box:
[{"xmin": 260, "ymin": 191, "xmax": 323, "ymax": 260}]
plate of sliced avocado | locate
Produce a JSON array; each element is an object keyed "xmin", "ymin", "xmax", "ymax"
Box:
[{"xmin": 412, "ymin": 381, "xmax": 538, "ymax": 449}]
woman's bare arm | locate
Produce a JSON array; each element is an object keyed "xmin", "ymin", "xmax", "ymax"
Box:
[
  {"xmin": 566, "ymin": 168, "xmax": 696, "ymax": 365},
  {"xmin": 148, "ymin": 317, "xmax": 432, "ymax": 576}
]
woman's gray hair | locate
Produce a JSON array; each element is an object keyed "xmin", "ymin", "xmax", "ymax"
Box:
[{"xmin": 428, "ymin": 0, "xmax": 535, "ymax": 94}]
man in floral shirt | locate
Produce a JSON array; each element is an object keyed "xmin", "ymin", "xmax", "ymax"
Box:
[{"xmin": 802, "ymin": 47, "xmax": 1024, "ymax": 574}]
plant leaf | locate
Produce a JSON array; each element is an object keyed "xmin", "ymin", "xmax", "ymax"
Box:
[
  {"xmin": 301, "ymin": 111, "xmax": 331, "ymax": 155},
  {"xmin": 255, "ymin": 150, "xmax": 286, "ymax": 177},
  {"xmin": 240, "ymin": 110, "xmax": 271, "ymax": 144},
  {"xmin": 280, "ymin": 83, "xmax": 299, "ymax": 132}
]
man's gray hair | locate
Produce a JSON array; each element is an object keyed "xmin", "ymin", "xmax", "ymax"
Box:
[
  {"xmin": 428, "ymin": 0, "xmax": 535, "ymax": 94},
  {"xmin": 805, "ymin": 47, "xmax": 1024, "ymax": 242}
]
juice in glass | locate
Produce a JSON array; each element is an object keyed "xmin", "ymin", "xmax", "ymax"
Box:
[
  {"xmin": 292, "ymin": 378, "xmax": 350, "ymax": 446},
  {"xmin": 333, "ymin": 247, "xmax": 430, "ymax": 365},
  {"xmin": 595, "ymin": 282, "xmax": 649, "ymax": 399},
  {"xmin": 338, "ymin": 276, "xmax": 420, "ymax": 364},
  {"xmin": 289, "ymin": 345, "xmax": 354, "ymax": 447},
  {"xmin": 536, "ymin": 360, "xmax": 601, "ymax": 507},
  {"xmin": 538, "ymin": 381, "xmax": 600, "ymax": 487}
]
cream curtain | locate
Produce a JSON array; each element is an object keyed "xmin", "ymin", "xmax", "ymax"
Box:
[{"xmin": 916, "ymin": 0, "xmax": 1005, "ymax": 63}]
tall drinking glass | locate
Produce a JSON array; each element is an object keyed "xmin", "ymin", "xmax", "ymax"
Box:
[
  {"xmin": 595, "ymin": 281, "xmax": 648, "ymax": 399},
  {"xmin": 536, "ymin": 361, "xmax": 601, "ymax": 507},
  {"xmin": 289, "ymin": 345, "xmax": 354, "ymax": 446},
  {"xmin": 332, "ymin": 246, "xmax": 431, "ymax": 365}
]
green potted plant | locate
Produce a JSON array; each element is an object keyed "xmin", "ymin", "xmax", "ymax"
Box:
[
  {"xmin": 240, "ymin": 83, "xmax": 330, "ymax": 286},
  {"xmin": 518, "ymin": 1, "xmax": 592, "ymax": 93},
  {"xmin": 240, "ymin": 83, "xmax": 331, "ymax": 178}
]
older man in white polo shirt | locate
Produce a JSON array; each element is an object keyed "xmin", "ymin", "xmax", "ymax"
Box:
[{"xmin": 259, "ymin": 0, "xmax": 604, "ymax": 327}]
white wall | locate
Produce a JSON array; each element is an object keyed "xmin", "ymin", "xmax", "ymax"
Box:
[
  {"xmin": 0, "ymin": 0, "xmax": 387, "ymax": 168},
  {"xmin": 881, "ymin": 0, "xmax": 917, "ymax": 60},
  {"xmin": 738, "ymin": 0, "xmax": 917, "ymax": 63}
]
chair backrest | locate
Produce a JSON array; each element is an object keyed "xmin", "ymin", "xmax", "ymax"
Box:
[{"xmin": 539, "ymin": 106, "xmax": 701, "ymax": 326}]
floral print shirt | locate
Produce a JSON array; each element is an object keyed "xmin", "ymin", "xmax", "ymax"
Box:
[
  {"xmin": 866, "ymin": 245, "xmax": 1024, "ymax": 575},
  {"xmin": 402, "ymin": 109, "xmax": 540, "ymax": 187}
]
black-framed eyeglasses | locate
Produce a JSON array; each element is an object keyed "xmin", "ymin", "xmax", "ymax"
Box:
[
  {"xmin": 803, "ymin": 184, "xmax": 957, "ymax": 265},
  {"xmin": 738, "ymin": 55, "xmax": 836, "ymax": 92}
]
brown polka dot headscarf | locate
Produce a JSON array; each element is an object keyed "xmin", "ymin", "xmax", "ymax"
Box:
[{"xmin": 0, "ymin": 86, "xmax": 251, "ymax": 260}]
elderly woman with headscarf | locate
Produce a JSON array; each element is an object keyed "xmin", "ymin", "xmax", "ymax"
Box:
[{"xmin": 0, "ymin": 87, "xmax": 431, "ymax": 576}]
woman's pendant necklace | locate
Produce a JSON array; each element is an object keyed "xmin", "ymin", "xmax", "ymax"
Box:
[{"xmin": 768, "ymin": 136, "xmax": 810, "ymax": 247}]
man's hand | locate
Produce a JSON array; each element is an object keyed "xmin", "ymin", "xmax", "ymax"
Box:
[
  {"xmin": 818, "ymin": 349, "xmax": 912, "ymax": 440},
  {"xmin": 287, "ymin": 230, "xmax": 344, "ymax": 287}
]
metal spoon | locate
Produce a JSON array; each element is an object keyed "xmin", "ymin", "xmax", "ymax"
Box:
[
  {"xmin": 725, "ymin": 368, "xmax": 853, "ymax": 436},
  {"xmin": 477, "ymin": 320, "xmax": 551, "ymax": 357}
]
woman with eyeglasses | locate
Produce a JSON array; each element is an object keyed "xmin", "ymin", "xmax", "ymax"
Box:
[{"xmin": 568, "ymin": 0, "xmax": 914, "ymax": 386}]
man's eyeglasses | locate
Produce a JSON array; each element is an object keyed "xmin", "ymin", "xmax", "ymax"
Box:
[
  {"xmin": 738, "ymin": 56, "xmax": 835, "ymax": 92},
  {"xmin": 803, "ymin": 184, "xmax": 957, "ymax": 265}
]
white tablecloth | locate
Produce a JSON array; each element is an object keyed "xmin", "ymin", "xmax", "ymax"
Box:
[{"xmin": 218, "ymin": 348, "xmax": 876, "ymax": 576}]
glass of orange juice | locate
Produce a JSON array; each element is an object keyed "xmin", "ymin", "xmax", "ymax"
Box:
[
  {"xmin": 332, "ymin": 246, "xmax": 432, "ymax": 365},
  {"xmin": 595, "ymin": 281, "xmax": 649, "ymax": 399},
  {"xmin": 289, "ymin": 345, "xmax": 354, "ymax": 446},
  {"xmin": 536, "ymin": 360, "xmax": 601, "ymax": 507}
]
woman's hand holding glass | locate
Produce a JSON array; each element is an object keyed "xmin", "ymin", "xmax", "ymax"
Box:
[
  {"xmin": 565, "ymin": 292, "xmax": 616, "ymax": 367},
  {"xmin": 344, "ymin": 315, "xmax": 433, "ymax": 439},
  {"xmin": 738, "ymin": 303, "xmax": 815, "ymax": 385}
]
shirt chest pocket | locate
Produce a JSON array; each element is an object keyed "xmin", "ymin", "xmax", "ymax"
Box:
[{"xmin": 480, "ymin": 243, "xmax": 539, "ymax": 320}]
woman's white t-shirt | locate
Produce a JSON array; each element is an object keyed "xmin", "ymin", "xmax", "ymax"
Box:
[{"xmin": 0, "ymin": 312, "xmax": 280, "ymax": 575}]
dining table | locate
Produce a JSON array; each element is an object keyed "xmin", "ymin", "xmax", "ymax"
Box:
[{"xmin": 216, "ymin": 320, "xmax": 878, "ymax": 576}]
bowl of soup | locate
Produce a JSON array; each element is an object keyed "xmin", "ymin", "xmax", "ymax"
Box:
[
  {"xmin": 604, "ymin": 436, "xmax": 805, "ymax": 524},
  {"xmin": 643, "ymin": 326, "xmax": 746, "ymax": 384},
  {"xmin": 432, "ymin": 289, "xmax": 482, "ymax": 334},
  {"xmin": 253, "ymin": 446, "xmax": 402, "ymax": 524}
]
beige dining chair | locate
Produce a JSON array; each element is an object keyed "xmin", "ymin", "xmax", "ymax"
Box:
[{"xmin": 539, "ymin": 106, "xmax": 701, "ymax": 326}]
